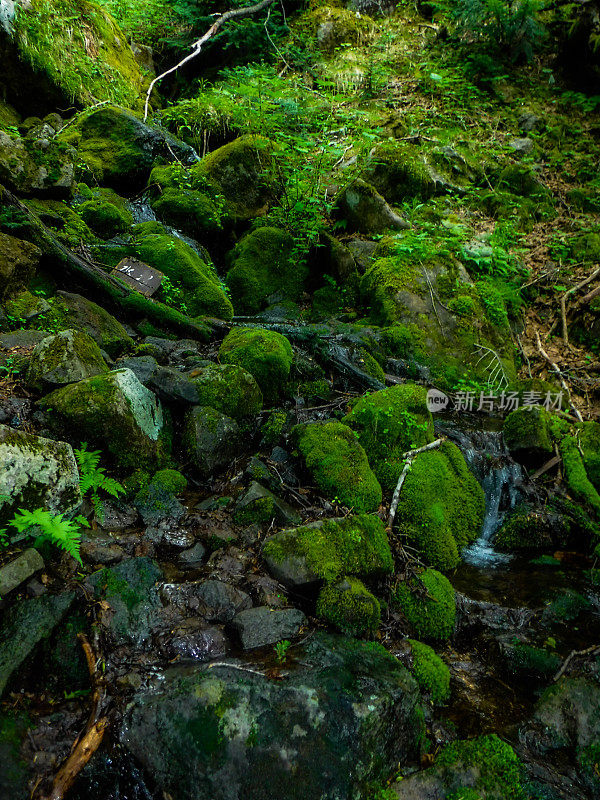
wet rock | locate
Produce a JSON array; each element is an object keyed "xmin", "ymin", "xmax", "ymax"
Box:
[
  {"xmin": 334, "ymin": 178, "xmax": 409, "ymax": 234},
  {"xmin": 246, "ymin": 574, "xmax": 289, "ymax": 608},
  {"xmin": 207, "ymin": 546, "xmax": 253, "ymax": 581},
  {"xmin": 26, "ymin": 329, "xmax": 108, "ymax": 389},
  {"xmin": 0, "ymin": 231, "xmax": 41, "ymax": 301},
  {"xmin": 144, "ymin": 524, "xmax": 195, "ymax": 549},
  {"xmin": 0, "ymin": 592, "xmax": 75, "ymax": 696},
  {"xmin": 135, "ymin": 483, "xmax": 186, "ymax": 526},
  {"xmin": 193, "ymin": 516, "xmax": 238, "ymax": 551},
  {"xmin": 0, "ymin": 425, "xmax": 81, "ymax": 526},
  {"xmin": 89, "ymin": 557, "xmax": 163, "ymax": 646},
  {"xmin": 196, "ymin": 580, "xmax": 252, "ymax": 623},
  {"xmin": 503, "ymin": 405, "xmax": 554, "ymax": 467},
  {"xmin": 95, "ymin": 500, "xmax": 138, "ymax": 530},
  {"xmin": 0, "ymin": 396, "xmax": 30, "ymax": 427},
  {"xmin": 80, "ymin": 535, "xmax": 125, "ymax": 565},
  {"xmin": 177, "ymin": 541, "xmax": 207, "ymax": 568},
  {"xmin": 455, "ymin": 593, "xmax": 536, "ymax": 633},
  {"xmin": 0, "ymin": 548, "xmax": 44, "ymax": 596},
  {"xmin": 39, "ymin": 368, "xmax": 167, "ymax": 470},
  {"xmin": 159, "ymin": 620, "xmax": 228, "ymax": 662},
  {"xmin": 230, "ymin": 606, "xmax": 305, "ymax": 650},
  {"xmin": 184, "ymin": 405, "xmax": 243, "ymax": 478},
  {"xmin": 234, "ymin": 481, "xmax": 301, "ymax": 528},
  {"xmin": 120, "ymin": 633, "xmax": 423, "ymax": 800}
]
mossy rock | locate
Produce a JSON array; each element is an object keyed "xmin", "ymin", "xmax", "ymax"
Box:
[
  {"xmin": 292, "ymin": 421, "xmax": 383, "ymax": 513},
  {"xmin": 551, "ymin": 418, "xmax": 600, "ymax": 519},
  {"xmin": 262, "ymin": 514, "xmax": 394, "ymax": 586},
  {"xmin": 300, "ymin": 5, "xmax": 371, "ymax": 52},
  {"xmin": 0, "ymin": 128, "xmax": 75, "ymax": 197},
  {"xmin": 77, "ymin": 188, "xmax": 133, "ymax": 238},
  {"xmin": 26, "ymin": 328, "xmax": 108, "ymax": 389},
  {"xmin": 45, "ymin": 291, "xmax": 133, "ymax": 357},
  {"xmin": 39, "ymin": 368, "xmax": 168, "ymax": 470},
  {"xmin": 151, "ymin": 469, "xmax": 188, "ymax": 495},
  {"xmin": 183, "ymin": 405, "xmax": 243, "ymax": 479},
  {"xmin": 494, "ymin": 507, "xmax": 554, "ymax": 553},
  {"xmin": 25, "ymin": 198, "xmax": 98, "ymax": 248},
  {"xmin": 579, "ymin": 421, "xmax": 600, "ymax": 492},
  {"xmin": 343, "ymin": 383, "xmax": 433, "ymax": 492},
  {"xmin": 316, "ymin": 576, "xmax": 381, "ymax": 638},
  {"xmin": 219, "ymin": 327, "xmax": 293, "ymax": 404},
  {"xmin": 503, "ymin": 406, "xmax": 553, "ymax": 467},
  {"xmin": 151, "ymin": 188, "xmax": 223, "ymax": 237},
  {"xmin": 333, "ymin": 178, "xmax": 409, "ymax": 235},
  {"xmin": 133, "ymin": 233, "xmax": 233, "ymax": 321},
  {"xmin": 407, "ymin": 639, "xmax": 450, "ymax": 705},
  {"xmin": 0, "ymin": 231, "xmax": 41, "ymax": 301},
  {"xmin": 190, "ymin": 363, "xmax": 263, "ymax": 419},
  {"xmin": 393, "ymin": 568, "xmax": 456, "ymax": 640},
  {"xmin": 362, "ymin": 141, "xmax": 436, "ymax": 203},
  {"xmin": 225, "ymin": 227, "xmax": 298, "ymax": 315},
  {"xmin": 192, "ymin": 135, "xmax": 276, "ymax": 223},
  {"xmin": 395, "ymin": 441, "xmax": 484, "ymax": 571},
  {"xmin": 0, "ymin": 713, "xmax": 30, "ymax": 800},
  {"xmin": 63, "ymin": 106, "xmax": 196, "ymax": 190},
  {"xmin": 497, "ymin": 163, "xmax": 548, "ymax": 198}
]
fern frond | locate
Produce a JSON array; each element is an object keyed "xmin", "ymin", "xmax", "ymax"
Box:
[
  {"xmin": 8, "ymin": 508, "xmax": 83, "ymax": 565},
  {"xmin": 101, "ymin": 477, "xmax": 125, "ymax": 498}
]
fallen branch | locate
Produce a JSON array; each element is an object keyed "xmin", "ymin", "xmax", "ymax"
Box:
[
  {"xmin": 143, "ymin": 0, "xmax": 276, "ymax": 120},
  {"xmin": 388, "ymin": 438, "xmax": 445, "ymax": 529},
  {"xmin": 44, "ymin": 634, "xmax": 108, "ymax": 800},
  {"xmin": 530, "ymin": 455, "xmax": 561, "ymax": 481},
  {"xmin": 534, "ymin": 330, "xmax": 583, "ymax": 422},
  {"xmin": 560, "ymin": 266, "xmax": 600, "ymax": 347},
  {"xmin": 553, "ymin": 643, "xmax": 600, "ymax": 683}
]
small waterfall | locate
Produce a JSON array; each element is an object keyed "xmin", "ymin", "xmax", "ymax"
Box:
[{"xmin": 436, "ymin": 419, "xmax": 523, "ymax": 567}]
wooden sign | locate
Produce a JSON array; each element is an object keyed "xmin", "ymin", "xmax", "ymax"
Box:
[{"xmin": 112, "ymin": 258, "xmax": 164, "ymax": 297}]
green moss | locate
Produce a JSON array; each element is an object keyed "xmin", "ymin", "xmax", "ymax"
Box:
[
  {"xmin": 152, "ymin": 188, "xmax": 223, "ymax": 237},
  {"xmin": 505, "ymin": 643, "xmax": 560, "ymax": 679},
  {"xmin": 407, "ymin": 639, "xmax": 450, "ymax": 705},
  {"xmin": 555, "ymin": 430, "xmax": 600, "ymax": 517},
  {"xmin": 192, "ymin": 363, "xmax": 263, "ymax": 419},
  {"xmin": 497, "ymin": 164, "xmax": 547, "ymax": 198},
  {"xmin": 436, "ymin": 734, "xmax": 525, "ymax": 800},
  {"xmin": 219, "ymin": 327, "xmax": 293, "ymax": 405},
  {"xmin": 343, "ymin": 383, "xmax": 433, "ymax": 492},
  {"xmin": 579, "ymin": 421, "xmax": 600, "ymax": 492},
  {"xmin": 133, "ymin": 233, "xmax": 233, "ymax": 321},
  {"xmin": 151, "ymin": 469, "xmax": 187, "ymax": 495},
  {"xmin": 225, "ymin": 227, "xmax": 299, "ymax": 315},
  {"xmin": 25, "ymin": 198, "xmax": 99, "ymax": 248},
  {"xmin": 447, "ymin": 790, "xmax": 484, "ymax": 800},
  {"xmin": 495, "ymin": 507, "xmax": 553, "ymax": 553},
  {"xmin": 475, "ymin": 281, "xmax": 509, "ymax": 329},
  {"xmin": 77, "ymin": 187, "xmax": 133, "ymax": 238},
  {"xmin": 578, "ymin": 741, "xmax": 600, "ymax": 792},
  {"xmin": 448, "ymin": 295, "xmax": 477, "ymax": 317},
  {"xmin": 261, "ymin": 410, "xmax": 287, "ymax": 446},
  {"xmin": 14, "ymin": 0, "xmax": 145, "ymax": 108},
  {"xmin": 503, "ymin": 406, "xmax": 553, "ymax": 463},
  {"xmin": 316, "ymin": 576, "xmax": 380, "ymax": 638},
  {"xmin": 398, "ymin": 442, "xmax": 484, "ymax": 570},
  {"xmin": 292, "ymin": 421, "xmax": 382, "ymax": 513},
  {"xmin": 363, "ymin": 141, "xmax": 435, "ymax": 203},
  {"xmin": 545, "ymin": 589, "xmax": 590, "ymax": 621},
  {"xmin": 262, "ymin": 514, "xmax": 394, "ymax": 583},
  {"xmin": 393, "ymin": 568, "xmax": 456, "ymax": 640}
]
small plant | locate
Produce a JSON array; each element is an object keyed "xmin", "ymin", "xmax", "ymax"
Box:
[
  {"xmin": 2, "ymin": 508, "xmax": 87, "ymax": 564},
  {"xmin": 274, "ymin": 639, "xmax": 291, "ymax": 664},
  {"xmin": 74, "ymin": 443, "xmax": 125, "ymax": 523}
]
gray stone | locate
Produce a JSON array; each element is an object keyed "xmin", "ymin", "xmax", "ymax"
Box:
[
  {"xmin": 80, "ymin": 536, "xmax": 125, "ymax": 565},
  {"xmin": 159, "ymin": 620, "xmax": 228, "ymax": 662},
  {"xmin": 230, "ymin": 605, "xmax": 305, "ymax": 650},
  {"xmin": 0, "ymin": 548, "xmax": 44, "ymax": 595},
  {"xmin": 234, "ymin": 481, "xmax": 301, "ymax": 528},
  {"xmin": 135, "ymin": 483, "xmax": 186, "ymax": 526},
  {"xmin": 0, "ymin": 131, "xmax": 75, "ymax": 197},
  {"xmin": 26, "ymin": 329, "xmax": 108, "ymax": 389},
  {"xmin": 114, "ymin": 355, "xmax": 159, "ymax": 384},
  {"xmin": 149, "ymin": 365, "xmax": 199, "ymax": 404},
  {"xmin": 246, "ymin": 574, "xmax": 289, "ymax": 608},
  {"xmin": 510, "ymin": 137, "xmax": 534, "ymax": 156},
  {"xmin": 177, "ymin": 541, "xmax": 207, "ymax": 568},
  {"xmin": 334, "ymin": 178, "xmax": 409, "ymax": 234},
  {"xmin": 120, "ymin": 633, "xmax": 423, "ymax": 800},
  {"xmin": 518, "ymin": 111, "xmax": 544, "ymax": 132},
  {"xmin": 184, "ymin": 405, "xmax": 243, "ymax": 478},
  {"xmin": 196, "ymin": 579, "xmax": 252, "ymax": 623},
  {"xmin": 0, "ymin": 592, "xmax": 75, "ymax": 696},
  {"xmin": 0, "ymin": 425, "xmax": 81, "ymax": 526}
]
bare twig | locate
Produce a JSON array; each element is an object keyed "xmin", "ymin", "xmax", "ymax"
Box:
[
  {"xmin": 388, "ymin": 438, "xmax": 445, "ymax": 529},
  {"xmin": 143, "ymin": 0, "xmax": 276, "ymax": 120},
  {"xmin": 559, "ymin": 266, "xmax": 600, "ymax": 347},
  {"xmin": 553, "ymin": 644, "xmax": 600, "ymax": 682},
  {"xmin": 534, "ymin": 330, "xmax": 583, "ymax": 422}
]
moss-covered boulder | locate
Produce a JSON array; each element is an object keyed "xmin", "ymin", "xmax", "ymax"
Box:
[
  {"xmin": 219, "ymin": 327, "xmax": 293, "ymax": 404},
  {"xmin": 359, "ymin": 246, "xmax": 516, "ymax": 390},
  {"xmin": 0, "ymin": 231, "xmax": 41, "ymax": 301},
  {"xmin": 334, "ymin": 178, "xmax": 409, "ymax": 234},
  {"xmin": 362, "ymin": 141, "xmax": 437, "ymax": 203},
  {"xmin": 292, "ymin": 421, "xmax": 382, "ymax": 512},
  {"xmin": 392, "ymin": 734, "xmax": 525, "ymax": 799},
  {"xmin": 503, "ymin": 405, "xmax": 553, "ymax": 466},
  {"xmin": 192, "ymin": 135, "xmax": 275, "ymax": 223},
  {"xmin": 262, "ymin": 514, "xmax": 393, "ymax": 587},
  {"xmin": 184, "ymin": 405, "xmax": 244, "ymax": 478},
  {"xmin": 63, "ymin": 106, "xmax": 197, "ymax": 190},
  {"xmin": 147, "ymin": 164, "xmax": 223, "ymax": 237},
  {"xmin": 190, "ymin": 363, "xmax": 263, "ymax": 419},
  {"xmin": 133, "ymin": 234, "xmax": 233, "ymax": 321},
  {"xmin": 406, "ymin": 639, "xmax": 451, "ymax": 706},
  {"xmin": 0, "ymin": 129, "xmax": 75, "ymax": 197},
  {"xmin": 393, "ymin": 568, "xmax": 456, "ymax": 640},
  {"xmin": 49, "ymin": 291, "xmax": 133, "ymax": 357},
  {"xmin": 234, "ymin": 481, "xmax": 301, "ymax": 528},
  {"xmin": 120, "ymin": 633, "xmax": 423, "ymax": 800},
  {"xmin": 39, "ymin": 368, "xmax": 168, "ymax": 470},
  {"xmin": 316, "ymin": 576, "xmax": 381, "ymax": 638},
  {"xmin": 494, "ymin": 506, "xmax": 554, "ymax": 553},
  {"xmin": 394, "ymin": 441, "xmax": 484, "ymax": 571},
  {"xmin": 0, "ymin": 425, "xmax": 81, "ymax": 526},
  {"xmin": 26, "ymin": 329, "xmax": 108, "ymax": 389},
  {"xmin": 578, "ymin": 421, "xmax": 600, "ymax": 492},
  {"xmin": 343, "ymin": 383, "xmax": 434, "ymax": 492},
  {"xmin": 76, "ymin": 186, "xmax": 133, "ymax": 238},
  {"xmin": 225, "ymin": 227, "xmax": 298, "ymax": 314}
]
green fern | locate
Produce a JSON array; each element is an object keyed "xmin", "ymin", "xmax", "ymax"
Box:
[
  {"xmin": 74, "ymin": 443, "xmax": 125, "ymax": 523},
  {"xmin": 8, "ymin": 508, "xmax": 85, "ymax": 564}
]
